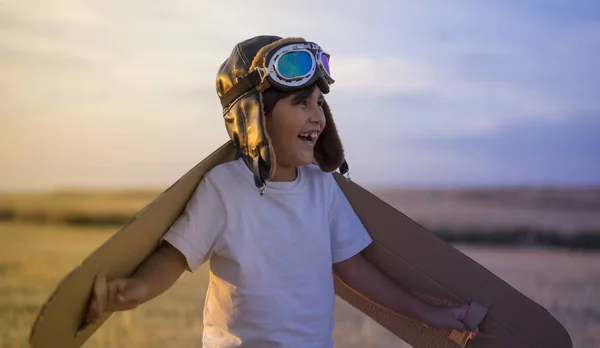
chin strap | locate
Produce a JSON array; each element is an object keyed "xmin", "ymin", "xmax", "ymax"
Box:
[
  {"xmin": 339, "ymin": 160, "xmax": 350, "ymax": 180},
  {"xmin": 252, "ymin": 155, "xmax": 266, "ymax": 196},
  {"xmin": 235, "ymin": 150, "xmax": 266, "ymax": 196}
]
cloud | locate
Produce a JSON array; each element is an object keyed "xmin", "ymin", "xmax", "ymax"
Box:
[
  {"xmin": 415, "ymin": 114, "xmax": 600, "ymax": 161},
  {"xmin": 332, "ymin": 57, "xmax": 438, "ymax": 95},
  {"xmin": 3, "ymin": 0, "xmax": 598, "ymax": 122},
  {"xmin": 1, "ymin": 0, "xmax": 599, "ymax": 190},
  {"xmin": 402, "ymin": 114, "xmax": 600, "ymax": 186}
]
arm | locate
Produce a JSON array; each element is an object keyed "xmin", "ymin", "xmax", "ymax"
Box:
[
  {"xmin": 333, "ymin": 252, "xmax": 472, "ymax": 332},
  {"xmin": 88, "ymin": 174, "xmax": 226, "ymax": 325},
  {"xmin": 325, "ymin": 176, "xmax": 476, "ymax": 333},
  {"xmin": 87, "ymin": 241, "xmax": 187, "ymax": 324},
  {"xmin": 128, "ymin": 241, "xmax": 188, "ymax": 302}
]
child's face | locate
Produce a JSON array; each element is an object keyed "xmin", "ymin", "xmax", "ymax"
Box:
[{"xmin": 266, "ymin": 86, "xmax": 326, "ymax": 169}]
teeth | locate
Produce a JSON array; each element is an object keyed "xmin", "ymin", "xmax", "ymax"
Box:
[
  {"xmin": 300, "ymin": 132, "xmax": 319, "ymax": 141},
  {"xmin": 300, "ymin": 132, "xmax": 318, "ymax": 141}
]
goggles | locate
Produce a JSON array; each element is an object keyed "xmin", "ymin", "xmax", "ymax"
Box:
[{"xmin": 220, "ymin": 41, "xmax": 334, "ymax": 109}]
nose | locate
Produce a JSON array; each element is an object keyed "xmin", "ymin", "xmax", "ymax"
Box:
[{"xmin": 308, "ymin": 101, "xmax": 326, "ymax": 128}]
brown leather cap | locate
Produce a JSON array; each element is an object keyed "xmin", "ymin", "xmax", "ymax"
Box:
[{"xmin": 215, "ymin": 35, "xmax": 347, "ymax": 193}]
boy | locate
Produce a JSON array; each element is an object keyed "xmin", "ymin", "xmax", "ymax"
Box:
[{"xmin": 87, "ymin": 35, "xmax": 478, "ymax": 347}]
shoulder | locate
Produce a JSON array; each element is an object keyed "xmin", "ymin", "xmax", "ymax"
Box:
[
  {"xmin": 204, "ymin": 159, "xmax": 248, "ymax": 187},
  {"xmin": 187, "ymin": 159, "xmax": 244, "ymax": 202},
  {"xmin": 197, "ymin": 158, "xmax": 261, "ymax": 205},
  {"xmin": 299, "ymin": 164, "xmax": 341, "ymax": 203},
  {"xmin": 207, "ymin": 159, "xmax": 245, "ymax": 178}
]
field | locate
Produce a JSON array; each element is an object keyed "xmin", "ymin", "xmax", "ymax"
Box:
[
  {"xmin": 1, "ymin": 222, "xmax": 212, "ymax": 348},
  {"xmin": 2, "ymin": 187, "xmax": 599, "ymax": 249},
  {"xmin": 1, "ymin": 187, "xmax": 599, "ymax": 347},
  {"xmin": 0, "ymin": 190, "xmax": 159, "ymax": 227}
]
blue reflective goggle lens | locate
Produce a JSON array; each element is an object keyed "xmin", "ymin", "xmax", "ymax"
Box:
[{"xmin": 277, "ymin": 51, "xmax": 313, "ymax": 79}]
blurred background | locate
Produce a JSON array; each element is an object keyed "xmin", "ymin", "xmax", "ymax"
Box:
[{"xmin": 1, "ymin": 1, "xmax": 598, "ymax": 347}]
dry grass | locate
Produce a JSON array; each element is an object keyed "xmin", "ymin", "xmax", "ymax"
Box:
[
  {"xmin": 2, "ymin": 186, "xmax": 598, "ymax": 347},
  {"xmin": 0, "ymin": 190, "xmax": 160, "ymax": 226},
  {"xmin": 1, "ymin": 222, "xmax": 212, "ymax": 348}
]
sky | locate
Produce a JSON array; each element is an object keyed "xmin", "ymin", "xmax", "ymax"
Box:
[{"xmin": 1, "ymin": 0, "xmax": 599, "ymax": 192}]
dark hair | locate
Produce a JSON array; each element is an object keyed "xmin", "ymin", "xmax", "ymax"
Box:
[{"xmin": 262, "ymin": 83, "xmax": 317, "ymax": 116}]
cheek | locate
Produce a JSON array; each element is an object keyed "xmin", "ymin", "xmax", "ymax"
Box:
[
  {"xmin": 269, "ymin": 110, "xmax": 305, "ymax": 145},
  {"xmin": 267, "ymin": 117, "xmax": 294, "ymax": 152}
]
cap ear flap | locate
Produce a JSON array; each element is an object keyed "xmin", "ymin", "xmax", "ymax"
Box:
[
  {"xmin": 257, "ymin": 91, "xmax": 277, "ymax": 181},
  {"xmin": 314, "ymin": 100, "xmax": 345, "ymax": 172},
  {"xmin": 224, "ymin": 90, "xmax": 276, "ymax": 184}
]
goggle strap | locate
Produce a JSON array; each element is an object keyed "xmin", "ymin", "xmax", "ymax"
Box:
[{"xmin": 220, "ymin": 70, "xmax": 262, "ymax": 109}]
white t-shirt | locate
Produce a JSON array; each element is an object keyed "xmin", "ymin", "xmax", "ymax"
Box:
[{"xmin": 161, "ymin": 158, "xmax": 372, "ymax": 348}]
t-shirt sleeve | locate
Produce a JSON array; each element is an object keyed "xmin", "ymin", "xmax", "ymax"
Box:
[
  {"xmin": 328, "ymin": 176, "xmax": 373, "ymax": 264},
  {"xmin": 160, "ymin": 173, "xmax": 226, "ymax": 272}
]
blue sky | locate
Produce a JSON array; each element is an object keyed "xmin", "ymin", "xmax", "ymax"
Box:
[{"xmin": 1, "ymin": 0, "xmax": 598, "ymax": 191}]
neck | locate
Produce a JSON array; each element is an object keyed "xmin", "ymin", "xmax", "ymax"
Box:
[
  {"xmin": 241, "ymin": 158, "xmax": 298, "ymax": 182},
  {"xmin": 270, "ymin": 165, "xmax": 297, "ymax": 182}
]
